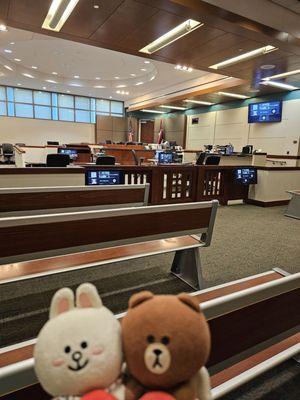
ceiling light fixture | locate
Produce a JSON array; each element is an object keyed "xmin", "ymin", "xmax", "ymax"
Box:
[
  {"xmin": 262, "ymin": 69, "xmax": 300, "ymax": 81},
  {"xmin": 175, "ymin": 65, "xmax": 193, "ymax": 72},
  {"xmin": 260, "ymin": 80, "xmax": 298, "ymax": 91},
  {"xmin": 135, "ymin": 82, "xmax": 144, "ymax": 86},
  {"xmin": 74, "ymin": 75, "xmax": 80, "ymax": 78},
  {"xmin": 4, "ymin": 65, "xmax": 13, "ymax": 71},
  {"xmin": 17, "ymin": 83, "xmax": 22, "ymax": 86},
  {"xmin": 140, "ymin": 19, "xmax": 203, "ymax": 54},
  {"xmin": 52, "ymin": 71, "xmax": 58, "ymax": 75},
  {"xmin": 43, "ymin": 86, "xmax": 47, "ymax": 90},
  {"xmin": 46, "ymin": 79, "xmax": 57, "ymax": 83},
  {"xmin": 183, "ymin": 99, "xmax": 214, "ymax": 106},
  {"xmin": 141, "ymin": 68, "xmax": 147, "ymax": 71},
  {"xmin": 0, "ymin": 24, "xmax": 7, "ymax": 32},
  {"xmin": 42, "ymin": 0, "xmax": 80, "ymax": 32},
  {"xmin": 31, "ymin": 66, "xmax": 38, "ymax": 69},
  {"xmin": 116, "ymin": 90, "xmax": 129, "ymax": 95},
  {"xmin": 95, "ymin": 77, "xmax": 101, "ymax": 80},
  {"xmin": 130, "ymin": 73, "xmax": 136, "ymax": 77},
  {"xmin": 10, "ymin": 42, "xmax": 15, "ymax": 45},
  {"xmin": 141, "ymin": 109, "xmax": 165, "ymax": 114},
  {"xmin": 116, "ymin": 84, "xmax": 126, "ymax": 88},
  {"xmin": 114, "ymin": 76, "xmax": 120, "ymax": 79},
  {"xmin": 150, "ymin": 76, "xmax": 155, "ymax": 81},
  {"xmin": 22, "ymin": 73, "xmax": 34, "ymax": 78},
  {"xmin": 94, "ymin": 85, "xmax": 106, "ymax": 88},
  {"xmin": 93, "ymin": 4, "xmax": 99, "ymax": 8},
  {"xmin": 69, "ymin": 83, "xmax": 82, "ymax": 87},
  {"xmin": 218, "ymin": 91, "xmax": 250, "ymax": 99},
  {"xmin": 144, "ymin": 61, "xmax": 150, "ymax": 64},
  {"xmin": 4, "ymin": 49, "xmax": 12, "ymax": 53},
  {"xmin": 14, "ymin": 58, "xmax": 21, "ymax": 62},
  {"xmin": 210, "ymin": 45, "xmax": 277, "ymax": 69},
  {"xmin": 159, "ymin": 105, "xmax": 187, "ymax": 110}
]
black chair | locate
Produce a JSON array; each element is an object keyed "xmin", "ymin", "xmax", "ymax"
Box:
[
  {"xmin": 205, "ymin": 155, "xmax": 221, "ymax": 165},
  {"xmin": 96, "ymin": 155, "xmax": 116, "ymax": 165},
  {"xmin": 105, "ymin": 140, "xmax": 112, "ymax": 144},
  {"xmin": 2, "ymin": 143, "xmax": 14, "ymax": 164},
  {"xmin": 196, "ymin": 152, "xmax": 206, "ymax": 165},
  {"xmin": 46, "ymin": 154, "xmax": 70, "ymax": 167}
]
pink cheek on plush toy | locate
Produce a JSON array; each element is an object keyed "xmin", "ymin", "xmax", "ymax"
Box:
[
  {"xmin": 52, "ymin": 358, "xmax": 65, "ymax": 367},
  {"xmin": 92, "ymin": 346, "xmax": 104, "ymax": 356}
]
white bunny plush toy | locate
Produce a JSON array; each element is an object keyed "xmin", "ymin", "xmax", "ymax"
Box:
[{"xmin": 34, "ymin": 283, "xmax": 124, "ymax": 400}]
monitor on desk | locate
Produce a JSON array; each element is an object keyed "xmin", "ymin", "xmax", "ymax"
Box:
[
  {"xmin": 58, "ymin": 148, "xmax": 78, "ymax": 160},
  {"xmin": 235, "ymin": 168, "xmax": 257, "ymax": 185},
  {"xmin": 85, "ymin": 170, "xmax": 125, "ymax": 185},
  {"xmin": 158, "ymin": 152, "xmax": 173, "ymax": 164}
]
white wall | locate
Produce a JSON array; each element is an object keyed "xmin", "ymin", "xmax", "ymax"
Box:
[
  {"xmin": 0, "ymin": 116, "xmax": 95, "ymax": 146},
  {"xmin": 186, "ymin": 98, "xmax": 300, "ymax": 156}
]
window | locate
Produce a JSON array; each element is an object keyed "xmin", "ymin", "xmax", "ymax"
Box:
[{"xmin": 0, "ymin": 86, "xmax": 124, "ymax": 123}]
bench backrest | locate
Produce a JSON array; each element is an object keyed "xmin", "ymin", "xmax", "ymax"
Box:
[
  {"xmin": 0, "ymin": 184, "xmax": 149, "ymax": 216},
  {"xmin": 0, "ymin": 200, "xmax": 218, "ymax": 264}
]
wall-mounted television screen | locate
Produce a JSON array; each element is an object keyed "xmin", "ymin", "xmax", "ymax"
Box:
[
  {"xmin": 235, "ymin": 168, "xmax": 257, "ymax": 185},
  {"xmin": 85, "ymin": 170, "xmax": 124, "ymax": 185},
  {"xmin": 248, "ymin": 100, "xmax": 282, "ymax": 123}
]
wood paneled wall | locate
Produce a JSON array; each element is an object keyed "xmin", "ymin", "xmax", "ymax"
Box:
[
  {"xmin": 96, "ymin": 115, "xmax": 127, "ymax": 143},
  {"xmin": 154, "ymin": 115, "xmax": 186, "ymax": 146}
]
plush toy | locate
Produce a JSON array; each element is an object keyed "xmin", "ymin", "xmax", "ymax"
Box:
[
  {"xmin": 122, "ymin": 291, "xmax": 212, "ymax": 400},
  {"xmin": 34, "ymin": 283, "xmax": 124, "ymax": 400}
]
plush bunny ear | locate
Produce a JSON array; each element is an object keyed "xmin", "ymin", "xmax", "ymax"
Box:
[
  {"xmin": 129, "ymin": 291, "xmax": 154, "ymax": 309},
  {"xmin": 49, "ymin": 288, "xmax": 75, "ymax": 319},
  {"xmin": 76, "ymin": 283, "xmax": 103, "ymax": 309},
  {"xmin": 177, "ymin": 293, "xmax": 201, "ymax": 313}
]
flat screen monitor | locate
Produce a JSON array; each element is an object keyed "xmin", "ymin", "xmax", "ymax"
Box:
[
  {"xmin": 85, "ymin": 170, "xmax": 124, "ymax": 185},
  {"xmin": 158, "ymin": 152, "xmax": 173, "ymax": 164},
  {"xmin": 248, "ymin": 101, "xmax": 282, "ymax": 123},
  {"xmin": 58, "ymin": 148, "xmax": 78, "ymax": 160},
  {"xmin": 235, "ymin": 168, "xmax": 257, "ymax": 185}
]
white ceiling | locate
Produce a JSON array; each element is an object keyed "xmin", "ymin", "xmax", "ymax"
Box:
[{"xmin": 0, "ymin": 27, "xmax": 210, "ymax": 101}]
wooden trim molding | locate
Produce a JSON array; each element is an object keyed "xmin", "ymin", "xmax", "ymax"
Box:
[
  {"xmin": 268, "ymin": 155, "xmax": 300, "ymax": 160},
  {"xmin": 246, "ymin": 199, "xmax": 289, "ymax": 207}
]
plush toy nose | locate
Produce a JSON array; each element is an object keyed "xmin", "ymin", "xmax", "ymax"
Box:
[
  {"xmin": 154, "ymin": 349, "xmax": 162, "ymax": 356},
  {"xmin": 72, "ymin": 351, "xmax": 82, "ymax": 362}
]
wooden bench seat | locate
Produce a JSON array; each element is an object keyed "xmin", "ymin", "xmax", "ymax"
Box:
[
  {"xmin": 0, "ymin": 184, "xmax": 149, "ymax": 217},
  {"xmin": 2, "ymin": 270, "xmax": 300, "ymax": 399}
]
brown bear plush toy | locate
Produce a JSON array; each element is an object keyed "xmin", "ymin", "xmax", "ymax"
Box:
[{"xmin": 122, "ymin": 291, "xmax": 212, "ymax": 400}]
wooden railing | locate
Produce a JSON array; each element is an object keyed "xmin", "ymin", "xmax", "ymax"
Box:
[{"xmin": 85, "ymin": 165, "xmax": 251, "ymax": 205}]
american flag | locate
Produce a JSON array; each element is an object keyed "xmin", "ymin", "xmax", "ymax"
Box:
[{"xmin": 157, "ymin": 119, "xmax": 164, "ymax": 144}]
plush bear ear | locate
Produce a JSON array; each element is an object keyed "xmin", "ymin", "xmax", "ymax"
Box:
[
  {"xmin": 76, "ymin": 283, "xmax": 103, "ymax": 309},
  {"xmin": 129, "ymin": 291, "xmax": 154, "ymax": 309},
  {"xmin": 177, "ymin": 293, "xmax": 201, "ymax": 313},
  {"xmin": 50, "ymin": 288, "xmax": 75, "ymax": 319}
]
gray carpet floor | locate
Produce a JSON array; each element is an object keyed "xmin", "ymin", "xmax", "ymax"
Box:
[{"xmin": 1, "ymin": 204, "xmax": 300, "ymax": 399}]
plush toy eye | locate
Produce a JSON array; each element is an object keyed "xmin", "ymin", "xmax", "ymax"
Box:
[
  {"xmin": 161, "ymin": 336, "xmax": 170, "ymax": 345},
  {"xmin": 147, "ymin": 335, "xmax": 155, "ymax": 343},
  {"xmin": 81, "ymin": 341, "xmax": 88, "ymax": 349},
  {"xmin": 64, "ymin": 346, "xmax": 71, "ymax": 354}
]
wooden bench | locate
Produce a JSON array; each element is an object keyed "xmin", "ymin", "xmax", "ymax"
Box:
[
  {"xmin": 0, "ymin": 184, "xmax": 150, "ymax": 217},
  {"xmin": 0, "ymin": 200, "xmax": 218, "ymax": 289},
  {"xmin": 1, "ymin": 270, "xmax": 299, "ymax": 399}
]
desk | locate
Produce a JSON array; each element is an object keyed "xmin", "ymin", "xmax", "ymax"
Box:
[{"xmin": 285, "ymin": 190, "xmax": 300, "ymax": 219}]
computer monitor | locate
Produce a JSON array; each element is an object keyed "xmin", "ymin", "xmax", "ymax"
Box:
[
  {"xmin": 58, "ymin": 148, "xmax": 78, "ymax": 160},
  {"xmin": 242, "ymin": 145, "xmax": 253, "ymax": 155},
  {"xmin": 158, "ymin": 152, "xmax": 173, "ymax": 164},
  {"xmin": 235, "ymin": 168, "xmax": 257, "ymax": 185},
  {"xmin": 85, "ymin": 170, "xmax": 125, "ymax": 185},
  {"xmin": 47, "ymin": 141, "xmax": 59, "ymax": 145}
]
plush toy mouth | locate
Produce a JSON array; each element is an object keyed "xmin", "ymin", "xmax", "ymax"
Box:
[
  {"xmin": 152, "ymin": 356, "xmax": 163, "ymax": 369},
  {"xmin": 68, "ymin": 359, "xmax": 89, "ymax": 372}
]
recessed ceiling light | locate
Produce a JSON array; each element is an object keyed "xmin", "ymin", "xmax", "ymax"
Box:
[
  {"xmin": 141, "ymin": 109, "xmax": 165, "ymax": 114},
  {"xmin": 144, "ymin": 61, "xmax": 150, "ymax": 64},
  {"xmin": 95, "ymin": 77, "xmax": 101, "ymax": 80},
  {"xmin": 94, "ymin": 85, "xmax": 106, "ymax": 88},
  {"xmin": 46, "ymin": 79, "xmax": 57, "ymax": 83},
  {"xmin": 22, "ymin": 73, "xmax": 34, "ymax": 78},
  {"xmin": 260, "ymin": 64, "xmax": 276, "ymax": 70},
  {"xmin": 14, "ymin": 58, "xmax": 21, "ymax": 62},
  {"xmin": 116, "ymin": 84, "xmax": 126, "ymax": 88},
  {"xmin": 260, "ymin": 80, "xmax": 298, "ymax": 91},
  {"xmin": 210, "ymin": 46, "xmax": 277, "ymax": 69},
  {"xmin": 141, "ymin": 68, "xmax": 147, "ymax": 71},
  {"xmin": 74, "ymin": 75, "xmax": 80, "ymax": 78},
  {"xmin": 135, "ymin": 82, "xmax": 144, "ymax": 86},
  {"xmin": 4, "ymin": 65, "xmax": 13, "ymax": 71},
  {"xmin": 70, "ymin": 83, "xmax": 82, "ymax": 87},
  {"xmin": 52, "ymin": 71, "xmax": 58, "ymax": 75},
  {"xmin": 175, "ymin": 65, "xmax": 193, "ymax": 72},
  {"xmin": 140, "ymin": 19, "xmax": 203, "ymax": 54},
  {"xmin": 0, "ymin": 24, "xmax": 7, "ymax": 32},
  {"xmin": 159, "ymin": 105, "xmax": 187, "ymax": 110},
  {"xmin": 183, "ymin": 99, "xmax": 214, "ymax": 106},
  {"xmin": 10, "ymin": 42, "xmax": 15, "ymax": 45},
  {"xmin": 4, "ymin": 49, "xmax": 12, "ymax": 53},
  {"xmin": 67, "ymin": 90, "xmax": 70, "ymax": 93},
  {"xmin": 150, "ymin": 76, "xmax": 155, "ymax": 81},
  {"xmin": 42, "ymin": 0, "xmax": 80, "ymax": 32},
  {"xmin": 114, "ymin": 76, "xmax": 120, "ymax": 79},
  {"xmin": 31, "ymin": 66, "xmax": 38, "ymax": 69},
  {"xmin": 218, "ymin": 91, "xmax": 249, "ymax": 99},
  {"xmin": 130, "ymin": 73, "xmax": 136, "ymax": 77},
  {"xmin": 109, "ymin": 96, "xmax": 112, "ymax": 99},
  {"xmin": 262, "ymin": 69, "xmax": 300, "ymax": 80},
  {"xmin": 93, "ymin": 4, "xmax": 100, "ymax": 8},
  {"xmin": 17, "ymin": 83, "xmax": 22, "ymax": 86},
  {"xmin": 116, "ymin": 90, "xmax": 129, "ymax": 95}
]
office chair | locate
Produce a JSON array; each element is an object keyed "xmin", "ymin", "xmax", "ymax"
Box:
[
  {"xmin": 96, "ymin": 155, "xmax": 116, "ymax": 165},
  {"xmin": 46, "ymin": 154, "xmax": 70, "ymax": 167},
  {"xmin": 196, "ymin": 152, "xmax": 206, "ymax": 165},
  {"xmin": 2, "ymin": 143, "xmax": 14, "ymax": 164},
  {"xmin": 205, "ymin": 155, "xmax": 221, "ymax": 165},
  {"xmin": 105, "ymin": 140, "xmax": 112, "ymax": 144}
]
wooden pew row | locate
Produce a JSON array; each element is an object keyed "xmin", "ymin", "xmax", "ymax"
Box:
[
  {"xmin": 1, "ymin": 270, "xmax": 299, "ymax": 399},
  {"xmin": 0, "ymin": 201, "xmax": 218, "ymax": 289},
  {"xmin": 0, "ymin": 184, "xmax": 150, "ymax": 217}
]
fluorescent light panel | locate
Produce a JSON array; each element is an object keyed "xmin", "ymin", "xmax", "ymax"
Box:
[
  {"xmin": 184, "ymin": 99, "xmax": 214, "ymax": 106},
  {"xmin": 140, "ymin": 19, "xmax": 203, "ymax": 54},
  {"xmin": 42, "ymin": 0, "xmax": 80, "ymax": 32},
  {"xmin": 262, "ymin": 69, "xmax": 300, "ymax": 80},
  {"xmin": 218, "ymin": 92, "xmax": 249, "ymax": 99},
  {"xmin": 210, "ymin": 45, "xmax": 277, "ymax": 69},
  {"xmin": 141, "ymin": 109, "xmax": 165, "ymax": 114},
  {"xmin": 260, "ymin": 80, "xmax": 298, "ymax": 91},
  {"xmin": 159, "ymin": 105, "xmax": 187, "ymax": 110}
]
